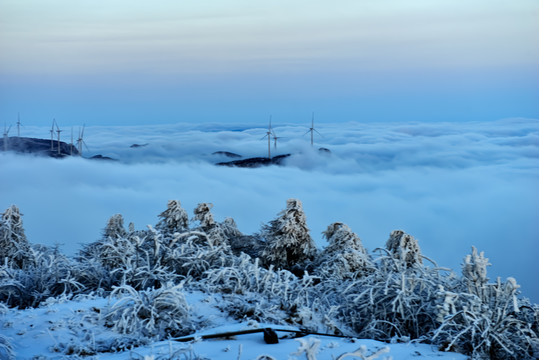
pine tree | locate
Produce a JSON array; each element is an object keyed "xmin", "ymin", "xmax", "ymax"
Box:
[
  {"xmin": 193, "ymin": 203, "xmax": 228, "ymax": 248},
  {"xmin": 156, "ymin": 200, "xmax": 189, "ymax": 234},
  {"xmin": 193, "ymin": 203, "xmax": 215, "ymax": 230},
  {"xmin": 103, "ymin": 214, "xmax": 127, "ymax": 240},
  {"xmin": 385, "ymin": 230, "xmax": 422, "ymax": 269},
  {"xmin": 261, "ymin": 199, "xmax": 317, "ymax": 271},
  {"xmin": 315, "ymin": 222, "xmax": 373, "ymax": 279},
  {"xmin": 0, "ymin": 205, "xmax": 31, "ymax": 269}
]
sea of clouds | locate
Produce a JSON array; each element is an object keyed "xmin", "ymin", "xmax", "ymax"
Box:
[{"xmin": 1, "ymin": 118, "xmax": 538, "ymax": 301}]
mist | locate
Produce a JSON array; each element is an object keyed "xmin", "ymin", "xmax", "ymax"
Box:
[{"xmin": 1, "ymin": 118, "xmax": 538, "ymax": 301}]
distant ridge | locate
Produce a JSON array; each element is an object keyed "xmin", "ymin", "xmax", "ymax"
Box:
[
  {"xmin": 1, "ymin": 136, "xmax": 117, "ymax": 161},
  {"xmin": 212, "ymin": 151, "xmax": 242, "ymax": 158},
  {"xmin": 217, "ymin": 154, "xmax": 290, "ymax": 168},
  {"xmin": 0, "ymin": 136, "xmax": 78, "ymax": 158}
]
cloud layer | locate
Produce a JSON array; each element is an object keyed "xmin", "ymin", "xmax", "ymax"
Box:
[{"xmin": 1, "ymin": 118, "xmax": 538, "ymax": 301}]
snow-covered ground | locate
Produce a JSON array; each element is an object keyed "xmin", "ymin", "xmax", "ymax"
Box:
[{"xmin": 1, "ymin": 291, "xmax": 466, "ymax": 360}]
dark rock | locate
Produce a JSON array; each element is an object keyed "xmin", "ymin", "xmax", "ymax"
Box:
[
  {"xmin": 318, "ymin": 147, "xmax": 331, "ymax": 154},
  {"xmin": 130, "ymin": 143, "xmax": 148, "ymax": 148},
  {"xmin": 217, "ymin": 154, "xmax": 291, "ymax": 168},
  {"xmin": 212, "ymin": 151, "xmax": 242, "ymax": 158},
  {"xmin": 89, "ymin": 154, "xmax": 117, "ymax": 161}
]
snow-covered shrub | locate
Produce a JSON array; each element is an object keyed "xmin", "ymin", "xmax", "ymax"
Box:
[
  {"xmin": 385, "ymin": 230, "xmax": 422, "ymax": 269},
  {"xmin": 461, "ymin": 245, "xmax": 490, "ymax": 299},
  {"xmin": 260, "ymin": 199, "xmax": 318, "ymax": 271},
  {"xmin": 0, "ymin": 245, "xmax": 83, "ymax": 308},
  {"xmin": 332, "ymin": 248, "xmax": 446, "ymax": 342},
  {"xmin": 203, "ymin": 255, "xmax": 331, "ymax": 331},
  {"xmin": 79, "ymin": 225, "xmax": 178, "ymax": 292},
  {"xmin": 0, "ymin": 205, "xmax": 31, "ymax": 269},
  {"xmin": 430, "ymin": 247, "xmax": 539, "ymax": 359},
  {"xmin": 156, "ymin": 200, "xmax": 189, "ymax": 235},
  {"xmin": 104, "ymin": 282, "xmax": 193, "ymax": 339},
  {"xmin": 314, "ymin": 223, "xmax": 374, "ymax": 280},
  {"xmin": 159, "ymin": 229, "xmax": 234, "ymax": 281}
]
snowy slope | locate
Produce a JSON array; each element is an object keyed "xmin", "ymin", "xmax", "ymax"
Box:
[{"xmin": 1, "ymin": 291, "xmax": 466, "ymax": 360}]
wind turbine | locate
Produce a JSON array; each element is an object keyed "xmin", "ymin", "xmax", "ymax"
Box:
[
  {"xmin": 56, "ymin": 121, "xmax": 63, "ymax": 156},
  {"xmin": 50, "ymin": 119, "xmax": 56, "ymax": 152},
  {"xmin": 16, "ymin": 113, "xmax": 23, "ymax": 137},
  {"xmin": 3, "ymin": 124, "xmax": 11, "ymax": 152},
  {"xmin": 304, "ymin": 112, "xmax": 322, "ymax": 146},
  {"xmin": 260, "ymin": 116, "xmax": 273, "ymax": 159},
  {"xmin": 76, "ymin": 125, "xmax": 88, "ymax": 156},
  {"xmin": 70, "ymin": 127, "xmax": 74, "ymax": 156},
  {"xmin": 271, "ymin": 128, "xmax": 282, "ymax": 149}
]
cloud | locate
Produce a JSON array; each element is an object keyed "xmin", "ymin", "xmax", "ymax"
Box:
[{"xmin": 1, "ymin": 118, "xmax": 538, "ymax": 302}]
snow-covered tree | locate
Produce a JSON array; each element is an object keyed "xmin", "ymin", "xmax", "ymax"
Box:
[
  {"xmin": 103, "ymin": 214, "xmax": 127, "ymax": 240},
  {"xmin": 385, "ymin": 230, "xmax": 422, "ymax": 269},
  {"xmin": 221, "ymin": 217, "xmax": 242, "ymax": 239},
  {"xmin": 0, "ymin": 205, "xmax": 31, "ymax": 269},
  {"xmin": 315, "ymin": 222, "xmax": 373, "ymax": 279},
  {"xmin": 193, "ymin": 202, "xmax": 215, "ymax": 230},
  {"xmin": 192, "ymin": 203, "xmax": 229, "ymax": 248},
  {"xmin": 260, "ymin": 199, "xmax": 317, "ymax": 271},
  {"xmin": 155, "ymin": 200, "xmax": 189, "ymax": 234}
]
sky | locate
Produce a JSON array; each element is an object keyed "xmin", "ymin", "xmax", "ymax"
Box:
[
  {"xmin": 1, "ymin": 0, "xmax": 538, "ymax": 125},
  {"xmin": 1, "ymin": 118, "xmax": 538, "ymax": 302}
]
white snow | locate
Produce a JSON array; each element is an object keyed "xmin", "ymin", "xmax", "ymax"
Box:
[{"xmin": 1, "ymin": 291, "xmax": 467, "ymax": 360}]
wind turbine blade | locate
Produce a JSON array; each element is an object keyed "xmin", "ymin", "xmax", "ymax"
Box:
[
  {"xmin": 314, "ymin": 129, "xmax": 323, "ymax": 136},
  {"xmin": 303, "ymin": 129, "xmax": 311, "ymax": 136}
]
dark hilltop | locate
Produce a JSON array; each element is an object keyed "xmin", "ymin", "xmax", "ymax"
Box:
[
  {"xmin": 0, "ymin": 136, "xmax": 78, "ymax": 158},
  {"xmin": 1, "ymin": 136, "xmax": 116, "ymax": 161}
]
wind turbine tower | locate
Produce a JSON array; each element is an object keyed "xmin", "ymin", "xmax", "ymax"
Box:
[
  {"xmin": 304, "ymin": 112, "xmax": 322, "ymax": 146},
  {"xmin": 50, "ymin": 119, "xmax": 56, "ymax": 152},
  {"xmin": 16, "ymin": 113, "xmax": 22, "ymax": 137},
  {"xmin": 56, "ymin": 122, "xmax": 63, "ymax": 155},
  {"xmin": 3, "ymin": 124, "xmax": 11, "ymax": 152},
  {"xmin": 261, "ymin": 116, "xmax": 273, "ymax": 159},
  {"xmin": 272, "ymin": 129, "xmax": 281, "ymax": 149},
  {"xmin": 76, "ymin": 125, "xmax": 88, "ymax": 156}
]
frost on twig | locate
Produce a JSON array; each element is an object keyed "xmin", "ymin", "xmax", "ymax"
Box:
[{"xmin": 292, "ymin": 337, "xmax": 321, "ymax": 360}]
